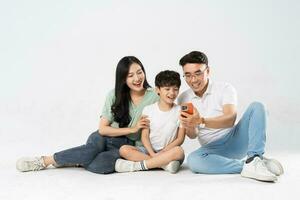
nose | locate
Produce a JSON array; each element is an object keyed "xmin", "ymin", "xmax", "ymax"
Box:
[
  {"xmin": 170, "ymin": 89, "xmax": 177, "ymax": 97},
  {"xmin": 133, "ymin": 74, "xmax": 140, "ymax": 81}
]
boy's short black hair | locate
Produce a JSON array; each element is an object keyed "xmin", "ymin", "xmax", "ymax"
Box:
[
  {"xmin": 179, "ymin": 51, "xmax": 208, "ymax": 66},
  {"xmin": 155, "ymin": 70, "xmax": 181, "ymax": 88}
]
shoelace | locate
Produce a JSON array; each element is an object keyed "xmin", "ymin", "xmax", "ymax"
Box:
[
  {"xmin": 255, "ymin": 158, "xmax": 269, "ymax": 172},
  {"xmin": 30, "ymin": 158, "xmax": 45, "ymax": 171}
]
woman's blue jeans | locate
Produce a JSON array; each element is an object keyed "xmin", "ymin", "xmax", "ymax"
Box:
[
  {"xmin": 187, "ymin": 102, "xmax": 267, "ymax": 174},
  {"xmin": 53, "ymin": 131, "xmax": 133, "ymax": 174}
]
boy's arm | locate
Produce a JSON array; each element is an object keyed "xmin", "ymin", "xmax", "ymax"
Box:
[
  {"xmin": 161, "ymin": 127, "xmax": 185, "ymax": 152},
  {"xmin": 141, "ymin": 128, "xmax": 156, "ymax": 157}
]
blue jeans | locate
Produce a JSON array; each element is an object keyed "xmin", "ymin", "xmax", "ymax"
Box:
[
  {"xmin": 53, "ymin": 131, "xmax": 134, "ymax": 174},
  {"xmin": 187, "ymin": 102, "xmax": 267, "ymax": 174}
]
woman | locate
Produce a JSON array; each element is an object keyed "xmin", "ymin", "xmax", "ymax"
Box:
[{"xmin": 16, "ymin": 56, "xmax": 159, "ymax": 174}]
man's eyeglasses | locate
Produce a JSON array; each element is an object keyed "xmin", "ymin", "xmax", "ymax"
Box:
[{"xmin": 183, "ymin": 67, "xmax": 208, "ymax": 81}]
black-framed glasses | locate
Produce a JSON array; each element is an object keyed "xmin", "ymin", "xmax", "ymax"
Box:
[{"xmin": 183, "ymin": 67, "xmax": 208, "ymax": 81}]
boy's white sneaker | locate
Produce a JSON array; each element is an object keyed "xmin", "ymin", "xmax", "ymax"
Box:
[
  {"xmin": 241, "ymin": 156, "xmax": 277, "ymax": 182},
  {"xmin": 115, "ymin": 159, "xmax": 135, "ymax": 173},
  {"xmin": 263, "ymin": 157, "xmax": 284, "ymax": 176},
  {"xmin": 16, "ymin": 157, "xmax": 46, "ymax": 172},
  {"xmin": 162, "ymin": 161, "xmax": 180, "ymax": 174}
]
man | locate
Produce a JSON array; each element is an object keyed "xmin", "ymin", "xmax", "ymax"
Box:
[{"xmin": 178, "ymin": 51, "xmax": 283, "ymax": 182}]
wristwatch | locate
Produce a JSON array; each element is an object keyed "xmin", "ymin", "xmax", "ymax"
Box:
[{"xmin": 199, "ymin": 117, "xmax": 205, "ymax": 128}]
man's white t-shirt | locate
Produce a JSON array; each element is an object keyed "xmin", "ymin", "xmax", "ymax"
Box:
[
  {"xmin": 142, "ymin": 102, "xmax": 180, "ymax": 151},
  {"xmin": 177, "ymin": 80, "xmax": 237, "ymax": 146}
]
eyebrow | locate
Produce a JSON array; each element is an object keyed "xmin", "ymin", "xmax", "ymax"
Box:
[
  {"xmin": 128, "ymin": 69, "xmax": 142, "ymax": 75},
  {"xmin": 184, "ymin": 70, "xmax": 202, "ymax": 74}
]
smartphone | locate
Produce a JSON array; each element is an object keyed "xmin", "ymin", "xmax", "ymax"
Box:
[{"xmin": 181, "ymin": 103, "xmax": 193, "ymax": 115}]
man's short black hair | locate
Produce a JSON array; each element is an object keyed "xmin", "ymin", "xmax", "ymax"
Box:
[
  {"xmin": 179, "ymin": 51, "xmax": 208, "ymax": 67},
  {"xmin": 155, "ymin": 70, "xmax": 181, "ymax": 88}
]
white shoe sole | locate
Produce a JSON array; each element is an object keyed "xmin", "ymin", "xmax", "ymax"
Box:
[{"xmin": 241, "ymin": 170, "xmax": 277, "ymax": 182}]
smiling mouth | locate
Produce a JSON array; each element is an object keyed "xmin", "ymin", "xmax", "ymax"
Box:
[
  {"xmin": 133, "ymin": 82, "xmax": 142, "ymax": 87},
  {"xmin": 167, "ymin": 96, "xmax": 175, "ymax": 100},
  {"xmin": 192, "ymin": 83, "xmax": 200, "ymax": 88}
]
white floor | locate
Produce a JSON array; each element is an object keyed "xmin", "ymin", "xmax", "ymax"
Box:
[{"xmin": 1, "ymin": 153, "xmax": 300, "ymax": 200}]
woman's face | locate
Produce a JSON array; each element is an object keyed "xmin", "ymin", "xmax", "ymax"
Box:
[{"xmin": 126, "ymin": 63, "xmax": 145, "ymax": 92}]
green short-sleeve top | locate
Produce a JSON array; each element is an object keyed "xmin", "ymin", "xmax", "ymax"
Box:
[{"xmin": 101, "ymin": 88, "xmax": 159, "ymax": 141}]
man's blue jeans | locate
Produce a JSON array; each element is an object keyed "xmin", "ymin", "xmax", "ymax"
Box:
[
  {"xmin": 53, "ymin": 131, "xmax": 133, "ymax": 174},
  {"xmin": 187, "ymin": 102, "xmax": 267, "ymax": 174}
]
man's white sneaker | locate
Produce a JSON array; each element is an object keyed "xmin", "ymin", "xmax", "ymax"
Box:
[
  {"xmin": 241, "ymin": 156, "xmax": 277, "ymax": 182},
  {"xmin": 263, "ymin": 157, "xmax": 284, "ymax": 176},
  {"xmin": 161, "ymin": 161, "xmax": 180, "ymax": 174},
  {"xmin": 16, "ymin": 157, "xmax": 46, "ymax": 172},
  {"xmin": 115, "ymin": 159, "xmax": 135, "ymax": 173}
]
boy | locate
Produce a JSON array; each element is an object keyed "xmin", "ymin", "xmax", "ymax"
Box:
[{"xmin": 115, "ymin": 70, "xmax": 185, "ymax": 173}]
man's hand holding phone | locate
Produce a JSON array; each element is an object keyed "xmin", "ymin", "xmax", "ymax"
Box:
[{"xmin": 180, "ymin": 103, "xmax": 204, "ymax": 129}]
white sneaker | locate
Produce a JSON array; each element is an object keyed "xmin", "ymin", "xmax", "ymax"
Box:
[
  {"xmin": 161, "ymin": 161, "xmax": 180, "ymax": 174},
  {"xmin": 16, "ymin": 157, "xmax": 46, "ymax": 172},
  {"xmin": 263, "ymin": 157, "xmax": 284, "ymax": 176},
  {"xmin": 241, "ymin": 157, "xmax": 277, "ymax": 182},
  {"xmin": 115, "ymin": 159, "xmax": 135, "ymax": 173}
]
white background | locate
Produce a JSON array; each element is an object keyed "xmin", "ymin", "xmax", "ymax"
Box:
[{"xmin": 1, "ymin": 1, "xmax": 300, "ymax": 199}]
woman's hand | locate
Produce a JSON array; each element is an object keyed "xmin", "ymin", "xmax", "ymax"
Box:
[{"xmin": 131, "ymin": 115, "xmax": 150, "ymax": 133}]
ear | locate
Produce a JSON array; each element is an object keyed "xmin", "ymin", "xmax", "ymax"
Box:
[
  {"xmin": 155, "ymin": 87, "xmax": 160, "ymax": 95},
  {"xmin": 206, "ymin": 67, "xmax": 210, "ymax": 76}
]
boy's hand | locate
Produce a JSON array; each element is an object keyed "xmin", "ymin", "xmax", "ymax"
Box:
[{"xmin": 180, "ymin": 107, "xmax": 202, "ymax": 129}]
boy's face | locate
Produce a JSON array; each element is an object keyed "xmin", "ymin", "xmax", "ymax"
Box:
[{"xmin": 156, "ymin": 85, "xmax": 179, "ymax": 105}]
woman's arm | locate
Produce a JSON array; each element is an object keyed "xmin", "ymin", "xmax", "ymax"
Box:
[
  {"xmin": 161, "ymin": 127, "xmax": 185, "ymax": 151},
  {"xmin": 98, "ymin": 117, "xmax": 135, "ymax": 137},
  {"xmin": 99, "ymin": 116, "xmax": 150, "ymax": 137},
  {"xmin": 141, "ymin": 128, "xmax": 156, "ymax": 157}
]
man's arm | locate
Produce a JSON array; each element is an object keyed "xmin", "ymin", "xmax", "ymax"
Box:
[
  {"xmin": 180, "ymin": 104, "xmax": 237, "ymax": 132},
  {"xmin": 184, "ymin": 126, "xmax": 198, "ymax": 139},
  {"xmin": 202, "ymin": 104, "xmax": 237, "ymax": 129}
]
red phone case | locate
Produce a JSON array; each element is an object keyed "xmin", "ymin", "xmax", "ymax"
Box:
[{"xmin": 181, "ymin": 103, "xmax": 193, "ymax": 114}]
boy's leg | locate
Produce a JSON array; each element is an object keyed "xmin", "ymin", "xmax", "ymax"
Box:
[
  {"xmin": 145, "ymin": 146, "xmax": 184, "ymax": 169},
  {"xmin": 115, "ymin": 146, "xmax": 184, "ymax": 173},
  {"xmin": 119, "ymin": 145, "xmax": 151, "ymax": 161}
]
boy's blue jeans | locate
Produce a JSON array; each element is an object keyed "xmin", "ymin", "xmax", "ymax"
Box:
[
  {"xmin": 53, "ymin": 131, "xmax": 134, "ymax": 174},
  {"xmin": 187, "ymin": 102, "xmax": 267, "ymax": 174}
]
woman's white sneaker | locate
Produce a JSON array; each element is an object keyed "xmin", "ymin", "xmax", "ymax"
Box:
[
  {"xmin": 115, "ymin": 159, "xmax": 135, "ymax": 172},
  {"xmin": 16, "ymin": 157, "xmax": 46, "ymax": 172},
  {"xmin": 241, "ymin": 156, "xmax": 277, "ymax": 182}
]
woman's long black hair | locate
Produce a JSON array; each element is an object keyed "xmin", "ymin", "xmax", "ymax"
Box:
[{"xmin": 111, "ymin": 56, "xmax": 150, "ymax": 128}]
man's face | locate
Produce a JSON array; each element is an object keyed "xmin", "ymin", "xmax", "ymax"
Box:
[{"xmin": 182, "ymin": 63, "xmax": 209, "ymax": 96}]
